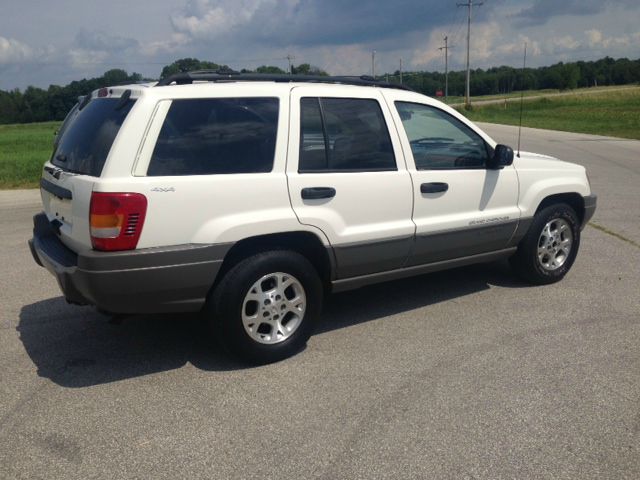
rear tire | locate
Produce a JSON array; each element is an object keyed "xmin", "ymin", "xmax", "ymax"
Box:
[
  {"xmin": 206, "ymin": 250, "xmax": 323, "ymax": 364},
  {"xmin": 510, "ymin": 203, "xmax": 580, "ymax": 285}
]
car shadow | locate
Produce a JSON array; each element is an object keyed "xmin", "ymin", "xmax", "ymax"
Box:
[{"xmin": 18, "ymin": 260, "xmax": 529, "ymax": 388}]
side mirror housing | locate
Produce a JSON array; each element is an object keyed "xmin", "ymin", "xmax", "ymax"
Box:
[{"xmin": 488, "ymin": 144, "xmax": 514, "ymax": 169}]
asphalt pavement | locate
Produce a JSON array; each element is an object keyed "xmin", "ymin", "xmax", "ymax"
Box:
[{"xmin": 1, "ymin": 124, "xmax": 638, "ymax": 479}]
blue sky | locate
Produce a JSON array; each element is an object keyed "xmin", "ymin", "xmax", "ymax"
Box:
[{"xmin": 1, "ymin": 0, "xmax": 639, "ymax": 90}]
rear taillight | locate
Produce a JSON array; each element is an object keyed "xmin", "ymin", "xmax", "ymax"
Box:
[{"xmin": 90, "ymin": 192, "xmax": 147, "ymax": 251}]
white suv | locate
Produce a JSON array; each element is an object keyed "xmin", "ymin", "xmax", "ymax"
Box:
[{"xmin": 29, "ymin": 73, "xmax": 597, "ymax": 363}]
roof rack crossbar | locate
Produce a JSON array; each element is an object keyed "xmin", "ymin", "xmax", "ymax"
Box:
[{"xmin": 155, "ymin": 73, "xmax": 415, "ymax": 91}]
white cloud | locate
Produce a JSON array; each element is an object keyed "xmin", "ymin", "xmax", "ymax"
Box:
[
  {"xmin": 410, "ymin": 27, "xmax": 451, "ymax": 69},
  {"xmin": 317, "ymin": 44, "xmax": 375, "ymax": 76},
  {"xmin": 586, "ymin": 29, "xmax": 603, "ymax": 46},
  {"xmin": 0, "ymin": 37, "xmax": 34, "ymax": 64},
  {"xmin": 68, "ymin": 48, "xmax": 109, "ymax": 69},
  {"xmin": 410, "ymin": 24, "xmax": 539, "ymax": 72},
  {"xmin": 140, "ymin": 33, "xmax": 191, "ymax": 56},
  {"xmin": 548, "ymin": 35, "xmax": 580, "ymax": 52},
  {"xmin": 170, "ymin": 0, "xmax": 300, "ymax": 40},
  {"xmin": 584, "ymin": 29, "xmax": 637, "ymax": 49}
]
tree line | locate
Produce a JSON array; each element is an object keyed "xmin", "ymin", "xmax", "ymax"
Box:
[
  {"xmin": 394, "ymin": 56, "xmax": 640, "ymax": 97},
  {"xmin": 0, "ymin": 56, "xmax": 638, "ymax": 124}
]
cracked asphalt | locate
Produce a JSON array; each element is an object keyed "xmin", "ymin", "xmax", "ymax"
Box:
[{"xmin": 1, "ymin": 124, "xmax": 638, "ymax": 479}]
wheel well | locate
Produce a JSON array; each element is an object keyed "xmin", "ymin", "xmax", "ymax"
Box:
[
  {"xmin": 215, "ymin": 231, "xmax": 333, "ymax": 289},
  {"xmin": 535, "ymin": 193, "xmax": 585, "ymax": 224}
]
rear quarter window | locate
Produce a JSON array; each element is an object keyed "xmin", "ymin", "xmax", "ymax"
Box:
[
  {"xmin": 147, "ymin": 97, "xmax": 279, "ymax": 176},
  {"xmin": 52, "ymin": 97, "xmax": 136, "ymax": 177}
]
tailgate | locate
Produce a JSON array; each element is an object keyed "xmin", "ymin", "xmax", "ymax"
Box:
[
  {"xmin": 40, "ymin": 167, "xmax": 95, "ymax": 252},
  {"xmin": 40, "ymin": 91, "xmax": 139, "ymax": 252}
]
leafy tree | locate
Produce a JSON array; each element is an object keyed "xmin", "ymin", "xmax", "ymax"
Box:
[
  {"xmin": 102, "ymin": 69, "xmax": 132, "ymax": 86},
  {"xmin": 160, "ymin": 58, "xmax": 227, "ymax": 79},
  {"xmin": 256, "ymin": 65, "xmax": 287, "ymax": 74},
  {"xmin": 291, "ymin": 63, "xmax": 329, "ymax": 76}
]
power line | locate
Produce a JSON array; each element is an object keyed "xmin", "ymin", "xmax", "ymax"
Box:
[
  {"xmin": 446, "ymin": 6, "xmax": 465, "ymax": 46},
  {"xmin": 457, "ymin": 0, "xmax": 483, "ymax": 106}
]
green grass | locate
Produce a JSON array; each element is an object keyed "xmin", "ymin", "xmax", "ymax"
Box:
[
  {"xmin": 0, "ymin": 121, "xmax": 60, "ymax": 189},
  {"xmin": 457, "ymin": 87, "xmax": 640, "ymax": 140},
  {"xmin": 443, "ymin": 89, "xmax": 561, "ymax": 105},
  {"xmin": 444, "ymin": 85, "xmax": 638, "ymax": 105}
]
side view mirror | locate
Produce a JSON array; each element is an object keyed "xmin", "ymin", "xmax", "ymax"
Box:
[{"xmin": 488, "ymin": 144, "xmax": 514, "ymax": 169}]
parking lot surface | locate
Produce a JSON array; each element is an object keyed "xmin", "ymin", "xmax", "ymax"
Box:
[{"xmin": 1, "ymin": 124, "xmax": 638, "ymax": 479}]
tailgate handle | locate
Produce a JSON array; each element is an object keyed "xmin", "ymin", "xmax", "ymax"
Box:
[
  {"xmin": 40, "ymin": 178, "xmax": 72, "ymax": 200},
  {"xmin": 420, "ymin": 182, "xmax": 449, "ymax": 194},
  {"xmin": 301, "ymin": 187, "xmax": 336, "ymax": 200}
]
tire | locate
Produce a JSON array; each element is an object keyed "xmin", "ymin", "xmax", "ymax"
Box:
[
  {"xmin": 510, "ymin": 203, "xmax": 581, "ymax": 285},
  {"xmin": 206, "ymin": 250, "xmax": 323, "ymax": 364}
]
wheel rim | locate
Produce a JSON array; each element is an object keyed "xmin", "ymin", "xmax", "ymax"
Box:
[
  {"xmin": 241, "ymin": 272, "xmax": 306, "ymax": 345},
  {"xmin": 537, "ymin": 218, "xmax": 573, "ymax": 271}
]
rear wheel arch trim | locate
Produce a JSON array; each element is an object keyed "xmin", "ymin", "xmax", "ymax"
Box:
[{"xmin": 215, "ymin": 231, "xmax": 335, "ymax": 289}]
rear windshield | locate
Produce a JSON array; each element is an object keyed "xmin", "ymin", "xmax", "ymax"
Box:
[{"xmin": 51, "ymin": 97, "xmax": 136, "ymax": 177}]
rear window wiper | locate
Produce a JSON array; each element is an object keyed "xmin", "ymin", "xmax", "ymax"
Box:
[
  {"xmin": 115, "ymin": 90, "xmax": 132, "ymax": 110},
  {"xmin": 78, "ymin": 94, "xmax": 92, "ymax": 111}
]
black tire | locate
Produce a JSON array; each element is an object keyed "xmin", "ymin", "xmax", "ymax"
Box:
[
  {"xmin": 510, "ymin": 203, "xmax": 581, "ymax": 285},
  {"xmin": 206, "ymin": 250, "xmax": 323, "ymax": 364}
]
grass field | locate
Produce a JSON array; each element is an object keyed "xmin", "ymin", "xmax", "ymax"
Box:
[
  {"xmin": 0, "ymin": 121, "xmax": 60, "ymax": 189},
  {"xmin": 444, "ymin": 85, "xmax": 638, "ymax": 105},
  {"xmin": 443, "ymin": 89, "xmax": 561, "ymax": 105},
  {"xmin": 458, "ymin": 87, "xmax": 640, "ymax": 140}
]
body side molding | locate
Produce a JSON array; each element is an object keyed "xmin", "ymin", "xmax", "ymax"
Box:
[{"xmin": 332, "ymin": 248, "xmax": 517, "ymax": 292}]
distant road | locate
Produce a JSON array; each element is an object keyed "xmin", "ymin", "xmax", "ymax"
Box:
[{"xmin": 451, "ymin": 85, "xmax": 640, "ymax": 107}]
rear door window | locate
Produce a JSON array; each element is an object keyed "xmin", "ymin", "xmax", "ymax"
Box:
[
  {"xmin": 299, "ymin": 97, "xmax": 396, "ymax": 172},
  {"xmin": 52, "ymin": 97, "xmax": 136, "ymax": 177},
  {"xmin": 147, "ymin": 97, "xmax": 279, "ymax": 176}
]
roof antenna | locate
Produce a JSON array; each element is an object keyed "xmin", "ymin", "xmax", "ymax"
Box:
[{"xmin": 517, "ymin": 42, "xmax": 527, "ymax": 158}]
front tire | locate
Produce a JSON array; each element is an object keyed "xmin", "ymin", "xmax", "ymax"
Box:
[
  {"xmin": 510, "ymin": 203, "xmax": 581, "ymax": 285},
  {"xmin": 207, "ymin": 250, "xmax": 323, "ymax": 364}
]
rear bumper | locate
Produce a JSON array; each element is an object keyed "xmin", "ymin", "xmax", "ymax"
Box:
[
  {"xmin": 582, "ymin": 194, "xmax": 597, "ymax": 229},
  {"xmin": 29, "ymin": 213, "xmax": 231, "ymax": 314}
]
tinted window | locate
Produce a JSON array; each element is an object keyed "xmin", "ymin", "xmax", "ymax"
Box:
[
  {"xmin": 395, "ymin": 102, "xmax": 489, "ymax": 169},
  {"xmin": 299, "ymin": 97, "xmax": 395, "ymax": 172},
  {"xmin": 148, "ymin": 98, "xmax": 279, "ymax": 176},
  {"xmin": 52, "ymin": 98, "xmax": 136, "ymax": 177},
  {"xmin": 300, "ymin": 98, "xmax": 328, "ymax": 170}
]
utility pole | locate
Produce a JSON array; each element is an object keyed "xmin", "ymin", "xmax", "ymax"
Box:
[
  {"xmin": 372, "ymin": 50, "xmax": 376, "ymax": 78},
  {"xmin": 286, "ymin": 54, "xmax": 295, "ymax": 75},
  {"xmin": 457, "ymin": 0, "xmax": 483, "ymax": 106},
  {"xmin": 438, "ymin": 36, "xmax": 454, "ymax": 100},
  {"xmin": 399, "ymin": 58, "xmax": 403, "ymax": 84}
]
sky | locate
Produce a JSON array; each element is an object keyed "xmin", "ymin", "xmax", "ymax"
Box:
[{"xmin": 1, "ymin": 0, "xmax": 639, "ymax": 90}]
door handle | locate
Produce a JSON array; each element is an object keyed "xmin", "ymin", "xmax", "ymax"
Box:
[
  {"xmin": 301, "ymin": 187, "xmax": 336, "ymax": 200},
  {"xmin": 420, "ymin": 182, "xmax": 449, "ymax": 194}
]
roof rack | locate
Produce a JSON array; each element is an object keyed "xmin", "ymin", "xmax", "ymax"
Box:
[{"xmin": 155, "ymin": 71, "xmax": 415, "ymax": 92}]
